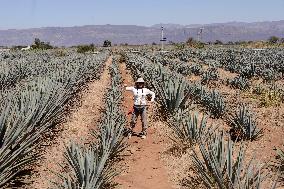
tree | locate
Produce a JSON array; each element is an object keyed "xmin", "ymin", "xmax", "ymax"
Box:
[
  {"xmin": 103, "ymin": 40, "xmax": 112, "ymax": 47},
  {"xmin": 186, "ymin": 37, "xmax": 195, "ymax": 46},
  {"xmin": 214, "ymin": 40, "xmax": 223, "ymax": 45},
  {"xmin": 268, "ymin": 36, "xmax": 279, "ymax": 44},
  {"xmin": 34, "ymin": 38, "xmax": 41, "ymax": 45},
  {"xmin": 31, "ymin": 38, "xmax": 53, "ymax": 50}
]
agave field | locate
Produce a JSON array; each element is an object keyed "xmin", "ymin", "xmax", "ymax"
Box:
[
  {"xmin": 123, "ymin": 46, "xmax": 284, "ymax": 188},
  {"xmin": 0, "ymin": 46, "xmax": 283, "ymax": 189},
  {"xmin": 0, "ymin": 50, "xmax": 110, "ymax": 187}
]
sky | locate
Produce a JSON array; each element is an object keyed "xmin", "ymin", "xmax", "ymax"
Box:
[{"xmin": 0, "ymin": 0, "xmax": 284, "ymax": 29}]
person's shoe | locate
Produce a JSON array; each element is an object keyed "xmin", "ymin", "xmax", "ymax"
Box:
[
  {"xmin": 140, "ymin": 135, "xmax": 146, "ymax": 139},
  {"xmin": 127, "ymin": 130, "xmax": 133, "ymax": 139},
  {"xmin": 139, "ymin": 131, "xmax": 147, "ymax": 139},
  {"xmin": 123, "ymin": 128, "xmax": 133, "ymax": 139}
]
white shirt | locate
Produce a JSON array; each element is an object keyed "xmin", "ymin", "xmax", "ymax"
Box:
[{"xmin": 126, "ymin": 87, "xmax": 155, "ymax": 105}]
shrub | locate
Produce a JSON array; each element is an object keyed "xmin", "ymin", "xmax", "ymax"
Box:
[
  {"xmin": 77, "ymin": 44, "xmax": 95, "ymax": 53},
  {"xmin": 103, "ymin": 40, "xmax": 112, "ymax": 47},
  {"xmin": 268, "ymin": 36, "xmax": 279, "ymax": 44},
  {"xmin": 259, "ymin": 89, "xmax": 282, "ymax": 107}
]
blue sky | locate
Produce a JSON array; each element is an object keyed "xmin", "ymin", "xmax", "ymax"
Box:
[{"xmin": 0, "ymin": 0, "xmax": 284, "ymax": 29}]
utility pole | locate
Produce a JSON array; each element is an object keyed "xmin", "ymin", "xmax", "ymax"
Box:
[
  {"xmin": 197, "ymin": 28, "xmax": 204, "ymax": 42},
  {"xmin": 160, "ymin": 26, "xmax": 167, "ymax": 51}
]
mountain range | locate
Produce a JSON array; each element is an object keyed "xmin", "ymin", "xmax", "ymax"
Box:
[{"xmin": 0, "ymin": 20, "xmax": 284, "ymax": 47}]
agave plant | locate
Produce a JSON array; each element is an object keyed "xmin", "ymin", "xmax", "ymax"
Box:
[
  {"xmin": 190, "ymin": 63, "xmax": 203, "ymax": 76},
  {"xmin": 201, "ymin": 67, "xmax": 219, "ymax": 84},
  {"xmin": 228, "ymin": 104, "xmax": 263, "ymax": 141},
  {"xmin": 168, "ymin": 110, "xmax": 217, "ymax": 147},
  {"xmin": 229, "ymin": 76, "xmax": 250, "ymax": 90},
  {"xmin": 96, "ymin": 97, "xmax": 127, "ymax": 158},
  {"xmin": 51, "ymin": 142, "xmax": 118, "ymax": 189},
  {"xmin": 192, "ymin": 133, "xmax": 273, "ymax": 189},
  {"xmin": 262, "ymin": 69, "xmax": 276, "ymax": 82},
  {"xmin": 152, "ymin": 71, "xmax": 192, "ymax": 116},
  {"xmin": 0, "ymin": 103, "xmax": 39, "ymax": 187},
  {"xmin": 201, "ymin": 90, "xmax": 226, "ymax": 119},
  {"xmin": 240, "ymin": 62, "xmax": 256, "ymax": 79}
]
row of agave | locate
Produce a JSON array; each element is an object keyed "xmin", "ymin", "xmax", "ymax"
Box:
[
  {"xmin": 144, "ymin": 52, "xmax": 203, "ymax": 77},
  {"xmin": 172, "ymin": 48, "xmax": 284, "ymax": 81},
  {"xmin": 151, "ymin": 50, "xmax": 282, "ymax": 96},
  {"xmin": 145, "ymin": 52, "xmax": 224, "ymax": 88},
  {"xmin": 126, "ymin": 53, "xmax": 226, "ymax": 119},
  {"xmin": 124, "ymin": 52, "xmax": 277, "ymax": 188},
  {"xmin": 51, "ymin": 57, "xmax": 127, "ymax": 189},
  {"xmin": 0, "ymin": 50, "xmax": 106, "ymax": 91},
  {"xmin": 0, "ymin": 50, "xmax": 108, "ymax": 187},
  {"xmin": 128, "ymin": 52, "xmax": 263, "ymax": 141},
  {"xmin": 149, "ymin": 51, "xmax": 269, "ymax": 141},
  {"xmin": 158, "ymin": 48, "xmax": 284, "ymax": 98}
]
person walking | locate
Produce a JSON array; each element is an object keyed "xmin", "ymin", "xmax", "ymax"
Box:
[{"xmin": 125, "ymin": 78, "xmax": 155, "ymax": 139}]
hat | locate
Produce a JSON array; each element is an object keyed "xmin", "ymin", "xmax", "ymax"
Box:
[{"xmin": 136, "ymin": 78, "xmax": 145, "ymax": 83}]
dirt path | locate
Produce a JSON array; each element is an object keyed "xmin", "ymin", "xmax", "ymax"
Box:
[
  {"xmin": 28, "ymin": 57, "xmax": 112, "ymax": 189},
  {"xmin": 115, "ymin": 63, "xmax": 173, "ymax": 189}
]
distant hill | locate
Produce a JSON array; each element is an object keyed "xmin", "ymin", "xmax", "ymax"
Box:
[{"xmin": 0, "ymin": 20, "xmax": 284, "ymax": 47}]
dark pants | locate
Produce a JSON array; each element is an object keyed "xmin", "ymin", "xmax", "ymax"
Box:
[{"xmin": 130, "ymin": 105, "xmax": 147, "ymax": 132}]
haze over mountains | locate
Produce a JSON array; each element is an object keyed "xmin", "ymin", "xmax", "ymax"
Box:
[{"xmin": 0, "ymin": 20, "xmax": 284, "ymax": 47}]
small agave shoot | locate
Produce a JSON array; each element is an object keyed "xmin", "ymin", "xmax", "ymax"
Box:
[
  {"xmin": 192, "ymin": 133, "xmax": 275, "ymax": 189},
  {"xmin": 228, "ymin": 104, "xmax": 263, "ymax": 141}
]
